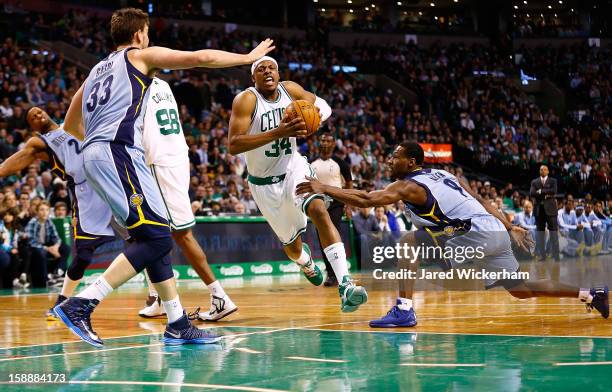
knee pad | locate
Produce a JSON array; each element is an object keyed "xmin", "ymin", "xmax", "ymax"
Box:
[
  {"xmin": 124, "ymin": 236, "xmax": 173, "ymax": 274},
  {"xmin": 146, "ymin": 254, "xmax": 174, "ymax": 283},
  {"xmin": 67, "ymin": 246, "xmax": 95, "ymax": 280}
]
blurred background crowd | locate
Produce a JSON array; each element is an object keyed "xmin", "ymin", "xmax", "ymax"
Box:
[{"xmin": 0, "ymin": 0, "xmax": 610, "ymax": 288}]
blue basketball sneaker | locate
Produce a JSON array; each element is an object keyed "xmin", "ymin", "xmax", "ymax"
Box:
[
  {"xmin": 46, "ymin": 294, "xmax": 67, "ymax": 321},
  {"xmin": 369, "ymin": 300, "xmax": 417, "ymax": 328},
  {"xmin": 163, "ymin": 311, "xmax": 222, "ymax": 345},
  {"xmin": 54, "ymin": 297, "xmax": 103, "ymax": 347},
  {"xmin": 586, "ymin": 286, "xmax": 609, "ymax": 319}
]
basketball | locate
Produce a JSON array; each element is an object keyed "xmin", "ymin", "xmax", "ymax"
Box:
[{"xmin": 285, "ymin": 100, "xmax": 321, "ymax": 136}]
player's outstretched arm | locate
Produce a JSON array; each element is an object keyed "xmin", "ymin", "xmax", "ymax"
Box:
[
  {"xmin": 458, "ymin": 177, "xmax": 512, "ymax": 229},
  {"xmin": 0, "ymin": 137, "xmax": 48, "ymax": 177},
  {"xmin": 64, "ymin": 85, "xmax": 85, "ymax": 140},
  {"xmin": 133, "ymin": 39, "xmax": 275, "ymax": 74},
  {"xmin": 228, "ymin": 91, "xmax": 306, "ymax": 155},
  {"xmin": 296, "ymin": 178, "xmax": 423, "ymax": 208}
]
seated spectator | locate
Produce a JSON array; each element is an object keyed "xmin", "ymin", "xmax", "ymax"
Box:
[
  {"xmin": 0, "ymin": 209, "xmax": 24, "ymax": 289},
  {"xmin": 48, "ymin": 183, "xmax": 71, "ymax": 210},
  {"xmin": 24, "ymin": 201, "xmax": 69, "ymax": 288},
  {"xmin": 557, "ymin": 196, "xmax": 587, "ymax": 257},
  {"xmin": 53, "ymin": 201, "xmax": 68, "ymax": 218},
  {"xmin": 593, "ymin": 201, "xmax": 612, "ymax": 253}
]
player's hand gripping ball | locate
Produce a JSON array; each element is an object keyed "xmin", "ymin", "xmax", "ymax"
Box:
[{"xmin": 285, "ymin": 100, "xmax": 321, "ymax": 136}]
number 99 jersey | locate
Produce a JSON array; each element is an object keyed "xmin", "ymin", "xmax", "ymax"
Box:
[
  {"xmin": 82, "ymin": 48, "xmax": 152, "ymax": 150},
  {"xmin": 142, "ymin": 78, "xmax": 188, "ymax": 167}
]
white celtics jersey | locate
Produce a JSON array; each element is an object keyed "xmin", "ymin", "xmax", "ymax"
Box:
[
  {"xmin": 245, "ymin": 83, "xmax": 297, "ymax": 177},
  {"xmin": 143, "ymin": 78, "xmax": 188, "ymax": 167}
]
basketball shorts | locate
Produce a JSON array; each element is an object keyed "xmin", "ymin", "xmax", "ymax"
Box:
[
  {"xmin": 150, "ymin": 158, "xmax": 196, "ymax": 231},
  {"xmin": 83, "ymin": 142, "xmax": 170, "ymax": 241},
  {"xmin": 249, "ymin": 155, "xmax": 324, "ymax": 245},
  {"xmin": 416, "ymin": 215, "xmax": 520, "ymax": 288}
]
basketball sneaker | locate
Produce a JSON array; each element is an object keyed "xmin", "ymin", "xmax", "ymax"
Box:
[
  {"xmin": 586, "ymin": 286, "xmax": 609, "ymax": 319},
  {"xmin": 369, "ymin": 299, "xmax": 418, "ymax": 328},
  {"xmin": 197, "ymin": 295, "xmax": 238, "ymax": 321},
  {"xmin": 163, "ymin": 311, "xmax": 222, "ymax": 345},
  {"xmin": 338, "ymin": 276, "xmax": 368, "ymax": 312},
  {"xmin": 54, "ymin": 297, "xmax": 103, "ymax": 347},
  {"xmin": 138, "ymin": 295, "xmax": 166, "ymax": 318},
  {"xmin": 300, "ymin": 244, "xmax": 323, "ymax": 286},
  {"xmin": 46, "ymin": 294, "xmax": 67, "ymax": 321}
]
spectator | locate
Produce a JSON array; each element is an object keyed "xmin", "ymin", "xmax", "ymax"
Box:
[{"xmin": 24, "ymin": 201, "xmax": 69, "ymax": 288}]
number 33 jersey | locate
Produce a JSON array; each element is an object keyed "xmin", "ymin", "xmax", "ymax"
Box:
[
  {"xmin": 142, "ymin": 78, "xmax": 188, "ymax": 167},
  {"xmin": 82, "ymin": 47, "xmax": 152, "ymax": 150},
  {"xmin": 403, "ymin": 169, "xmax": 490, "ymax": 230}
]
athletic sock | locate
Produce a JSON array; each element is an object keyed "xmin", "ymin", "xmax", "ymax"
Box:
[
  {"xmin": 145, "ymin": 271, "xmax": 158, "ymax": 297},
  {"xmin": 162, "ymin": 296, "xmax": 184, "ymax": 323},
  {"xmin": 578, "ymin": 288, "xmax": 593, "ymax": 303},
  {"xmin": 323, "ymin": 242, "xmax": 349, "ymax": 284},
  {"xmin": 397, "ymin": 297, "xmax": 413, "ymax": 311},
  {"xmin": 290, "ymin": 247, "xmax": 311, "ymax": 266},
  {"xmin": 207, "ymin": 280, "xmax": 226, "ymax": 298},
  {"xmin": 76, "ymin": 276, "xmax": 113, "ymax": 302}
]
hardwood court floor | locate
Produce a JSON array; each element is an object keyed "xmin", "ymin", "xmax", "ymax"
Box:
[{"xmin": 0, "ymin": 273, "xmax": 611, "ymax": 391}]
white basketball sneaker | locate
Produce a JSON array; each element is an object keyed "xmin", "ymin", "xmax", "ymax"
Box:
[
  {"xmin": 138, "ymin": 295, "xmax": 166, "ymax": 318},
  {"xmin": 197, "ymin": 295, "xmax": 238, "ymax": 321}
]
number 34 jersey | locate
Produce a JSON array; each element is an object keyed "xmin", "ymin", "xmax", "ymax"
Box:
[
  {"xmin": 244, "ymin": 83, "xmax": 296, "ymax": 178},
  {"xmin": 82, "ymin": 47, "xmax": 152, "ymax": 150},
  {"xmin": 142, "ymin": 78, "xmax": 188, "ymax": 167},
  {"xmin": 402, "ymin": 169, "xmax": 490, "ymax": 230}
]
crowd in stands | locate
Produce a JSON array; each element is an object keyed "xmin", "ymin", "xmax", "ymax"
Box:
[{"xmin": 0, "ymin": 7, "xmax": 610, "ymax": 288}]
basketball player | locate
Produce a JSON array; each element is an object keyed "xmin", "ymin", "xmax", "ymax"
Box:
[
  {"xmin": 297, "ymin": 142, "xmax": 609, "ymax": 327},
  {"xmin": 0, "ymin": 107, "xmax": 115, "ymax": 319},
  {"xmin": 139, "ymin": 77, "xmax": 236, "ymax": 321},
  {"xmin": 311, "ymin": 132, "xmax": 353, "ymax": 286},
  {"xmin": 228, "ymin": 57, "xmax": 368, "ymax": 312},
  {"xmin": 55, "ymin": 8, "xmax": 274, "ymax": 347}
]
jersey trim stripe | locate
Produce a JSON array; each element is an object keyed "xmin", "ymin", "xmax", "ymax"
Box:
[{"xmin": 113, "ymin": 49, "xmax": 152, "ymax": 147}]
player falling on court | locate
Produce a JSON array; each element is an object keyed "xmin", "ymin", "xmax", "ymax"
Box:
[
  {"xmin": 228, "ymin": 56, "xmax": 367, "ymax": 312},
  {"xmin": 0, "ymin": 107, "xmax": 115, "ymax": 319},
  {"xmin": 139, "ymin": 77, "xmax": 236, "ymax": 321},
  {"xmin": 297, "ymin": 142, "xmax": 609, "ymax": 327},
  {"xmin": 55, "ymin": 7, "xmax": 274, "ymax": 347}
]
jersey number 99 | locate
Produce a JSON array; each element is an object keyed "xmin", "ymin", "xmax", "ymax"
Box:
[{"xmin": 86, "ymin": 75, "xmax": 113, "ymax": 112}]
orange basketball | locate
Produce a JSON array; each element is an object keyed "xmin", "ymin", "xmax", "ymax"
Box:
[{"xmin": 285, "ymin": 100, "xmax": 321, "ymax": 136}]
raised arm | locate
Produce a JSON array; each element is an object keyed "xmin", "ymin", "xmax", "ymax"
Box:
[
  {"xmin": 131, "ymin": 39, "xmax": 275, "ymax": 74},
  {"xmin": 228, "ymin": 91, "xmax": 306, "ymax": 155},
  {"xmin": 64, "ymin": 84, "xmax": 85, "ymax": 140},
  {"xmin": 296, "ymin": 178, "xmax": 425, "ymax": 208},
  {"xmin": 0, "ymin": 136, "xmax": 48, "ymax": 177}
]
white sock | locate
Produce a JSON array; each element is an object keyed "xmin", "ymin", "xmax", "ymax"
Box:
[
  {"xmin": 162, "ymin": 295, "xmax": 184, "ymax": 323},
  {"xmin": 144, "ymin": 271, "xmax": 158, "ymax": 297},
  {"xmin": 397, "ymin": 297, "xmax": 413, "ymax": 311},
  {"xmin": 578, "ymin": 288, "xmax": 592, "ymax": 303},
  {"xmin": 208, "ymin": 280, "xmax": 226, "ymax": 298},
  {"xmin": 324, "ymin": 242, "xmax": 349, "ymax": 283},
  {"xmin": 76, "ymin": 276, "xmax": 113, "ymax": 302},
  {"xmin": 290, "ymin": 247, "xmax": 311, "ymax": 266}
]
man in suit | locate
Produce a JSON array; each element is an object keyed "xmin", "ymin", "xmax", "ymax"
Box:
[{"xmin": 530, "ymin": 165, "xmax": 560, "ymax": 260}]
